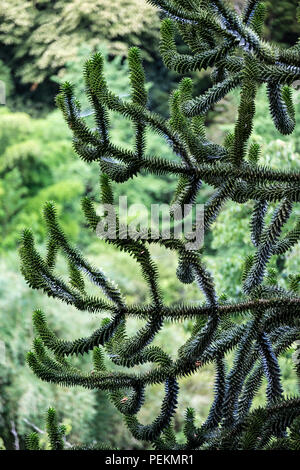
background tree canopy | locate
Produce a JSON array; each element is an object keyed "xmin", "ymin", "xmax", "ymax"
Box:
[{"xmin": 0, "ymin": 0, "xmax": 160, "ymax": 83}]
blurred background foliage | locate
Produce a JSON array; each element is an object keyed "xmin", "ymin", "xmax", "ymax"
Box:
[{"xmin": 0, "ymin": 0, "xmax": 299, "ymax": 450}]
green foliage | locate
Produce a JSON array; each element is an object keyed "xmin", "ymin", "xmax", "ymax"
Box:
[
  {"xmin": 25, "ymin": 408, "xmax": 112, "ymax": 450},
  {"xmin": 264, "ymin": 0, "xmax": 300, "ymax": 46},
  {"xmin": 0, "ymin": 59, "xmax": 13, "ymax": 99},
  {"xmin": 17, "ymin": 0, "xmax": 300, "ymax": 451},
  {"xmin": 0, "ymin": 107, "xmax": 82, "ymax": 250},
  {"xmin": 231, "ymin": 0, "xmax": 300, "ymax": 47},
  {"xmin": 0, "ymin": 253, "xmax": 138, "ymax": 450},
  {"xmin": 0, "ymin": 0, "xmax": 160, "ymax": 86},
  {"xmin": 209, "ymin": 84, "xmax": 300, "ymax": 298},
  {"xmin": 0, "ymin": 50, "xmax": 176, "ymax": 252}
]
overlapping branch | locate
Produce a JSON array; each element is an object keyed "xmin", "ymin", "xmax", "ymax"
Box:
[{"xmin": 22, "ymin": 0, "xmax": 300, "ymax": 450}]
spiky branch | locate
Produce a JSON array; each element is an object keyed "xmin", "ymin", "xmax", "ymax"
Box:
[{"xmin": 21, "ymin": 0, "xmax": 299, "ymax": 450}]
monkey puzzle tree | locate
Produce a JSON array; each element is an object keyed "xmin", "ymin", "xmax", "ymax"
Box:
[{"xmin": 21, "ymin": 0, "xmax": 300, "ymax": 450}]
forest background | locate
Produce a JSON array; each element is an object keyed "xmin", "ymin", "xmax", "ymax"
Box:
[{"xmin": 0, "ymin": 0, "xmax": 299, "ymax": 450}]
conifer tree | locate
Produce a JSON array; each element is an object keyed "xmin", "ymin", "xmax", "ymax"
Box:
[{"xmin": 20, "ymin": 0, "xmax": 300, "ymax": 450}]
